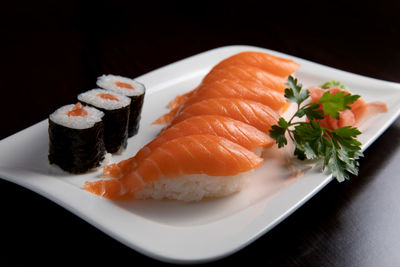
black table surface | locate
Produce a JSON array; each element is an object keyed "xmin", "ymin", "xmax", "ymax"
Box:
[{"xmin": 1, "ymin": 1, "xmax": 400, "ymax": 265}]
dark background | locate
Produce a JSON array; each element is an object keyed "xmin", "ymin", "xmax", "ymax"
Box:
[{"xmin": 1, "ymin": 1, "xmax": 400, "ymax": 265}]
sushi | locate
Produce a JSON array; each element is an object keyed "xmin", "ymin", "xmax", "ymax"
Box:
[
  {"xmin": 211, "ymin": 51, "xmax": 300, "ymax": 77},
  {"xmin": 202, "ymin": 64, "xmax": 287, "ymax": 93},
  {"xmin": 155, "ymin": 97, "xmax": 280, "ymax": 134},
  {"xmin": 84, "ymin": 135, "xmax": 264, "ymax": 201},
  {"xmin": 48, "ymin": 103, "xmax": 106, "ymax": 173},
  {"xmin": 103, "ymin": 115, "xmax": 274, "ymax": 179},
  {"xmin": 154, "ymin": 79, "xmax": 287, "ymax": 125},
  {"xmin": 97, "ymin": 74, "xmax": 145, "ymax": 137},
  {"xmin": 173, "ymin": 79, "xmax": 287, "ymax": 111},
  {"xmin": 165, "ymin": 65, "xmax": 286, "ymax": 113},
  {"xmin": 168, "ymin": 51, "xmax": 299, "ymax": 109},
  {"xmin": 78, "ymin": 89, "xmax": 131, "ymax": 154}
]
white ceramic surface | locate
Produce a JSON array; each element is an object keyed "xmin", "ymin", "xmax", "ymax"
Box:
[{"xmin": 1, "ymin": 45, "xmax": 400, "ymax": 264}]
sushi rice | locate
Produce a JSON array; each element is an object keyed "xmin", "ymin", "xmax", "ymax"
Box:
[
  {"xmin": 134, "ymin": 173, "xmax": 248, "ymax": 202},
  {"xmin": 49, "ymin": 104, "xmax": 104, "ymax": 129},
  {"xmin": 97, "ymin": 74, "xmax": 145, "ymax": 97},
  {"xmin": 77, "ymin": 88, "xmax": 131, "ymax": 110}
]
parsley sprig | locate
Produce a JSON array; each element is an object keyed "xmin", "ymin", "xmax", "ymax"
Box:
[
  {"xmin": 320, "ymin": 80, "xmax": 349, "ymax": 90},
  {"xmin": 269, "ymin": 76, "xmax": 363, "ymax": 182}
]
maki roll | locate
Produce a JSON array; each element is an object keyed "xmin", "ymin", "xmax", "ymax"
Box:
[
  {"xmin": 97, "ymin": 74, "xmax": 145, "ymax": 137},
  {"xmin": 48, "ymin": 103, "xmax": 106, "ymax": 173},
  {"xmin": 78, "ymin": 89, "xmax": 131, "ymax": 153}
]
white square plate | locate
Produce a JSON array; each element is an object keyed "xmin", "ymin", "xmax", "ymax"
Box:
[{"xmin": 1, "ymin": 45, "xmax": 399, "ymax": 263}]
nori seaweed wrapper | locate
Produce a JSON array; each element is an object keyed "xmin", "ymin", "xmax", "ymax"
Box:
[
  {"xmin": 127, "ymin": 93, "xmax": 145, "ymax": 137},
  {"xmin": 48, "ymin": 119, "xmax": 106, "ymax": 173},
  {"xmin": 81, "ymin": 102, "xmax": 130, "ymax": 153}
]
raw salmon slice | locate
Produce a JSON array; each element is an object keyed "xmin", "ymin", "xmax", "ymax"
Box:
[
  {"xmin": 185, "ymin": 79, "xmax": 286, "ymax": 111},
  {"xmin": 212, "ymin": 51, "xmax": 300, "ymax": 77},
  {"xmin": 167, "ymin": 65, "xmax": 286, "ymax": 110},
  {"xmin": 168, "ymin": 51, "xmax": 299, "ymax": 109},
  {"xmin": 202, "ymin": 64, "xmax": 287, "ymax": 93},
  {"xmin": 157, "ymin": 79, "xmax": 287, "ymax": 125},
  {"xmin": 84, "ymin": 134, "xmax": 263, "ymax": 199},
  {"xmin": 164, "ymin": 97, "xmax": 279, "ymax": 134},
  {"xmin": 104, "ymin": 115, "xmax": 273, "ymax": 179}
]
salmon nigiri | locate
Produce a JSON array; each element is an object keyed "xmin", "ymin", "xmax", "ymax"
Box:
[
  {"xmin": 167, "ymin": 65, "xmax": 286, "ymax": 110},
  {"xmin": 158, "ymin": 98, "xmax": 279, "ymax": 134},
  {"xmin": 168, "ymin": 51, "xmax": 299, "ymax": 109},
  {"xmin": 212, "ymin": 51, "xmax": 300, "ymax": 77},
  {"xmin": 156, "ymin": 79, "xmax": 287, "ymax": 125},
  {"xmin": 308, "ymin": 86, "xmax": 388, "ymax": 129},
  {"xmin": 84, "ymin": 135, "xmax": 264, "ymax": 201},
  {"xmin": 104, "ymin": 115, "xmax": 273, "ymax": 179},
  {"xmin": 202, "ymin": 64, "xmax": 287, "ymax": 93},
  {"xmin": 182, "ymin": 79, "xmax": 286, "ymax": 111}
]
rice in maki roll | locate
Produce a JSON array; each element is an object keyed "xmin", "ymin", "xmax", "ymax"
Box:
[
  {"xmin": 78, "ymin": 89, "xmax": 131, "ymax": 153},
  {"xmin": 97, "ymin": 74, "xmax": 145, "ymax": 137},
  {"xmin": 48, "ymin": 102, "xmax": 106, "ymax": 173}
]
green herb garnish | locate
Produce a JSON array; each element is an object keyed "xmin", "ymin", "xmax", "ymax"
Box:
[
  {"xmin": 269, "ymin": 76, "xmax": 363, "ymax": 182},
  {"xmin": 320, "ymin": 80, "xmax": 349, "ymax": 90}
]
